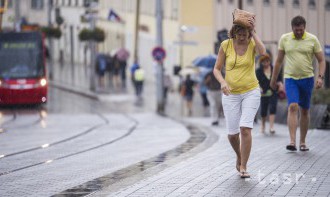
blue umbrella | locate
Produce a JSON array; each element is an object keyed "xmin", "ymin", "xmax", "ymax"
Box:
[{"xmin": 192, "ymin": 54, "xmax": 217, "ymax": 69}]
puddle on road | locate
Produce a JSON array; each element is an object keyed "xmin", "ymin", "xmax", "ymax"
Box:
[{"xmin": 53, "ymin": 125, "xmax": 209, "ymax": 197}]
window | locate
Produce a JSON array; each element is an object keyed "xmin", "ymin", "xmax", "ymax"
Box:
[
  {"xmin": 171, "ymin": 0, "xmax": 178, "ymax": 20},
  {"xmin": 263, "ymin": 0, "xmax": 270, "ymax": 6},
  {"xmin": 247, "ymin": 0, "xmax": 253, "ymax": 5},
  {"xmin": 326, "ymin": 0, "xmax": 330, "ymax": 11},
  {"xmin": 31, "ymin": 0, "xmax": 44, "ymax": 9},
  {"xmin": 278, "ymin": 0, "xmax": 284, "ymax": 7},
  {"xmin": 75, "ymin": 0, "xmax": 79, "ymax": 6},
  {"xmin": 7, "ymin": 0, "xmax": 13, "ymax": 8},
  {"xmin": 293, "ymin": 0, "xmax": 300, "ymax": 8},
  {"xmin": 308, "ymin": 0, "xmax": 315, "ymax": 8},
  {"xmin": 228, "ymin": 0, "xmax": 234, "ymax": 4}
]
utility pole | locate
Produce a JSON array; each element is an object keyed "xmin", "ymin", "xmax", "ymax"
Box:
[
  {"xmin": 238, "ymin": 0, "xmax": 243, "ymax": 9},
  {"xmin": 14, "ymin": 0, "xmax": 20, "ymax": 31},
  {"xmin": 47, "ymin": 0, "xmax": 54, "ymax": 79},
  {"xmin": 88, "ymin": 2, "xmax": 97, "ymax": 91},
  {"xmin": 0, "ymin": 12, "xmax": 2, "ymax": 32},
  {"xmin": 133, "ymin": 0, "xmax": 140, "ymax": 63},
  {"xmin": 155, "ymin": 0, "xmax": 165, "ymax": 114},
  {"xmin": 0, "ymin": 0, "xmax": 6, "ymax": 31}
]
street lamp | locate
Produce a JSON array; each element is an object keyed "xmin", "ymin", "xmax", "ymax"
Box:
[
  {"xmin": 0, "ymin": 0, "xmax": 8, "ymax": 31},
  {"xmin": 84, "ymin": 1, "xmax": 98, "ymax": 91}
]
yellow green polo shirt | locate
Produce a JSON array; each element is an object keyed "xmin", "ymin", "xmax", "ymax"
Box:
[
  {"xmin": 221, "ymin": 39, "xmax": 259, "ymax": 94},
  {"xmin": 279, "ymin": 32, "xmax": 322, "ymax": 79}
]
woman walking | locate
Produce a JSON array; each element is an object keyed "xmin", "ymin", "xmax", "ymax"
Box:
[
  {"xmin": 213, "ymin": 20, "xmax": 266, "ymax": 178},
  {"xmin": 256, "ymin": 54, "xmax": 283, "ymax": 134}
]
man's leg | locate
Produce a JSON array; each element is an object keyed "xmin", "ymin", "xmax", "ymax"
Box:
[
  {"xmin": 300, "ymin": 108, "xmax": 309, "ymax": 146},
  {"xmin": 287, "ymin": 103, "xmax": 299, "ymax": 145},
  {"xmin": 285, "ymin": 78, "xmax": 300, "ymax": 149}
]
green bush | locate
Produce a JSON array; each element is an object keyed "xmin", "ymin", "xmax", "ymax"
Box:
[
  {"xmin": 41, "ymin": 27, "xmax": 62, "ymax": 39},
  {"xmin": 312, "ymin": 89, "xmax": 330, "ymax": 104},
  {"xmin": 78, "ymin": 28, "xmax": 93, "ymax": 41},
  {"xmin": 78, "ymin": 27, "xmax": 105, "ymax": 42}
]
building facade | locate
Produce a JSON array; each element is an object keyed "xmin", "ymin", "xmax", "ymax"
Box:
[{"xmin": 2, "ymin": 0, "xmax": 330, "ymax": 87}]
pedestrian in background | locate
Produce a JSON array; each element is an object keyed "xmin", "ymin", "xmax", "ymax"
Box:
[
  {"xmin": 213, "ymin": 20, "xmax": 266, "ymax": 178},
  {"xmin": 270, "ymin": 16, "xmax": 325, "ymax": 152},
  {"xmin": 163, "ymin": 70, "xmax": 173, "ymax": 102},
  {"xmin": 95, "ymin": 53, "xmax": 107, "ymax": 90},
  {"xmin": 116, "ymin": 48, "xmax": 130, "ymax": 89},
  {"xmin": 180, "ymin": 74, "xmax": 196, "ymax": 116},
  {"xmin": 204, "ymin": 71, "xmax": 222, "ymax": 126},
  {"xmin": 130, "ymin": 60, "xmax": 139, "ymax": 86},
  {"xmin": 133, "ymin": 65, "xmax": 145, "ymax": 100},
  {"xmin": 199, "ymin": 81, "xmax": 210, "ymax": 114},
  {"xmin": 112, "ymin": 55, "xmax": 122, "ymax": 91},
  {"xmin": 256, "ymin": 54, "xmax": 283, "ymax": 134}
]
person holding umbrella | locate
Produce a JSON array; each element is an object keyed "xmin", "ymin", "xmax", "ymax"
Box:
[{"xmin": 115, "ymin": 48, "xmax": 130, "ymax": 89}]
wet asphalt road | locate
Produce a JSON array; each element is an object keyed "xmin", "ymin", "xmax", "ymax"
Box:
[{"xmin": 0, "ymin": 86, "xmax": 209, "ymax": 196}]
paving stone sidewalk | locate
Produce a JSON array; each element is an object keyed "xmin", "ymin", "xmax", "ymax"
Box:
[{"xmin": 92, "ymin": 118, "xmax": 330, "ymax": 197}]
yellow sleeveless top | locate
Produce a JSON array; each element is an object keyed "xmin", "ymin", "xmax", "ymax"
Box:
[{"xmin": 221, "ymin": 39, "xmax": 259, "ymax": 94}]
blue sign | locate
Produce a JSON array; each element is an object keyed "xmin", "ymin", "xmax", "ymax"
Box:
[
  {"xmin": 325, "ymin": 45, "xmax": 330, "ymax": 57},
  {"xmin": 152, "ymin": 46, "xmax": 166, "ymax": 62}
]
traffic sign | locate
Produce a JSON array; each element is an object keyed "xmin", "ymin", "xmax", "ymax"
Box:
[{"xmin": 152, "ymin": 46, "xmax": 166, "ymax": 62}]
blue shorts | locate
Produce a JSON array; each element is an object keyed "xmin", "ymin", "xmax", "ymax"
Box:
[{"xmin": 285, "ymin": 77, "xmax": 314, "ymax": 109}]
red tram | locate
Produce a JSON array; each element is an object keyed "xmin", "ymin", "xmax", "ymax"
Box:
[{"xmin": 0, "ymin": 31, "xmax": 47, "ymax": 105}]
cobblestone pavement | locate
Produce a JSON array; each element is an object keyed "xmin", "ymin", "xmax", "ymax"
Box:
[{"xmin": 92, "ymin": 118, "xmax": 330, "ymax": 197}]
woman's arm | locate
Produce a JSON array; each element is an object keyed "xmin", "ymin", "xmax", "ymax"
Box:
[
  {"xmin": 213, "ymin": 44, "xmax": 231, "ymax": 95},
  {"xmin": 249, "ymin": 18, "xmax": 266, "ymax": 56},
  {"xmin": 252, "ymin": 31, "xmax": 266, "ymax": 55}
]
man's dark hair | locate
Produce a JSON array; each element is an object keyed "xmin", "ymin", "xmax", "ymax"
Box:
[{"xmin": 291, "ymin": 16, "xmax": 306, "ymax": 27}]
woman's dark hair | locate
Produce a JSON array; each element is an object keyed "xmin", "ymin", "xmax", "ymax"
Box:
[
  {"xmin": 291, "ymin": 16, "xmax": 306, "ymax": 27},
  {"xmin": 229, "ymin": 25, "xmax": 252, "ymax": 39}
]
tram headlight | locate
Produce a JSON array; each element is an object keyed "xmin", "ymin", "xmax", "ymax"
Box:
[{"xmin": 40, "ymin": 78, "xmax": 47, "ymax": 87}]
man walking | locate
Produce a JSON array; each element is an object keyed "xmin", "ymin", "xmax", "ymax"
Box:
[
  {"xmin": 204, "ymin": 71, "xmax": 222, "ymax": 126},
  {"xmin": 270, "ymin": 16, "xmax": 325, "ymax": 151}
]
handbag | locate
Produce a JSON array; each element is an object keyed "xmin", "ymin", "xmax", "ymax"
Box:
[
  {"xmin": 232, "ymin": 9, "xmax": 255, "ymax": 29},
  {"xmin": 277, "ymin": 90, "xmax": 286, "ymax": 100}
]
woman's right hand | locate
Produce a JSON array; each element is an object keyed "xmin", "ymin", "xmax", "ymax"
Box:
[
  {"xmin": 248, "ymin": 16, "xmax": 256, "ymax": 32},
  {"xmin": 221, "ymin": 81, "xmax": 231, "ymax": 96}
]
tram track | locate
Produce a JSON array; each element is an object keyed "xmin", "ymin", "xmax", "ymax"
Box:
[
  {"xmin": 0, "ymin": 109, "xmax": 17, "ymax": 133},
  {"xmin": 0, "ymin": 113, "xmax": 138, "ymax": 177},
  {"xmin": 0, "ymin": 108, "xmax": 44, "ymax": 134}
]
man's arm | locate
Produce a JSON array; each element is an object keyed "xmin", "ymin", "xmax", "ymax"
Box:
[
  {"xmin": 270, "ymin": 50, "xmax": 285, "ymax": 90},
  {"xmin": 315, "ymin": 51, "xmax": 326, "ymax": 89}
]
